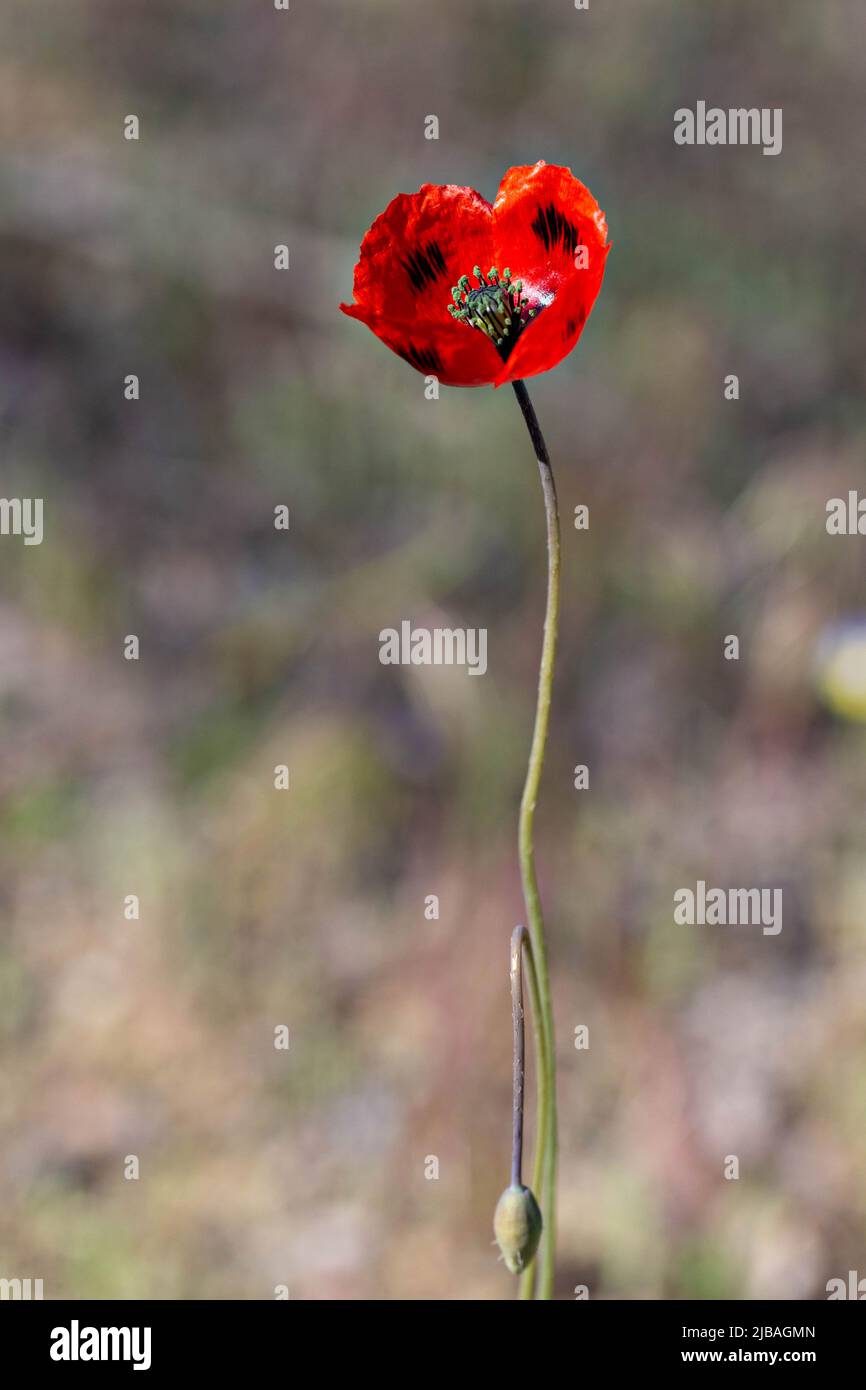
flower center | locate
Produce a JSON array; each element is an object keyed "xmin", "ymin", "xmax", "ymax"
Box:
[{"xmin": 448, "ymin": 267, "xmax": 536, "ymax": 359}]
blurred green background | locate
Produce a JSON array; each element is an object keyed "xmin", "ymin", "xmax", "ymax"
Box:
[{"xmin": 1, "ymin": 0, "xmax": 865, "ymax": 1300}]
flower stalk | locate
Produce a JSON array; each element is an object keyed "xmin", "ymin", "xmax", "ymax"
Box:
[{"xmin": 512, "ymin": 379, "xmax": 560, "ymax": 1301}]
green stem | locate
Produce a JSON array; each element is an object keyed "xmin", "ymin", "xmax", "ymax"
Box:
[
  {"xmin": 512, "ymin": 379, "xmax": 560, "ymax": 1301},
  {"xmin": 515, "ymin": 927, "xmax": 547, "ymax": 1301},
  {"xmin": 509, "ymin": 927, "xmax": 528, "ymax": 1190}
]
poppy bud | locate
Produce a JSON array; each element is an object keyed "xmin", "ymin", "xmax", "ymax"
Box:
[{"xmin": 493, "ymin": 1183, "xmax": 543, "ymax": 1274}]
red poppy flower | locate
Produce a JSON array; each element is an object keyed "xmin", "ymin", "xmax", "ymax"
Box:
[{"xmin": 341, "ymin": 161, "xmax": 609, "ymax": 388}]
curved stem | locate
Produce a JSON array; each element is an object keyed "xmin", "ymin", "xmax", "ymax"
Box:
[
  {"xmin": 512, "ymin": 379, "xmax": 560, "ymax": 1301},
  {"xmin": 512, "ymin": 926, "xmax": 546, "ymax": 1301}
]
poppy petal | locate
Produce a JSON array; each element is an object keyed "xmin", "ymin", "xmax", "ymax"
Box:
[
  {"xmin": 490, "ymin": 161, "xmax": 609, "ymax": 385},
  {"xmin": 341, "ymin": 300, "xmax": 502, "ymax": 387},
  {"xmin": 341, "ymin": 183, "xmax": 496, "ymax": 318}
]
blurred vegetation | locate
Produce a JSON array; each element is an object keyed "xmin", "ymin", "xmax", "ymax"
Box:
[{"xmin": 1, "ymin": 0, "xmax": 865, "ymax": 1299}]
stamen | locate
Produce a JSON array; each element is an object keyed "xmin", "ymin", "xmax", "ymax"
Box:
[{"xmin": 447, "ymin": 265, "xmax": 539, "ymax": 360}]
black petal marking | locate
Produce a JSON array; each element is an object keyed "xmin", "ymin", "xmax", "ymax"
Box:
[
  {"xmin": 530, "ymin": 203, "xmax": 582, "ymax": 258},
  {"xmin": 402, "ymin": 240, "xmax": 448, "ymax": 295},
  {"xmin": 398, "ymin": 342, "xmax": 444, "ymax": 375}
]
